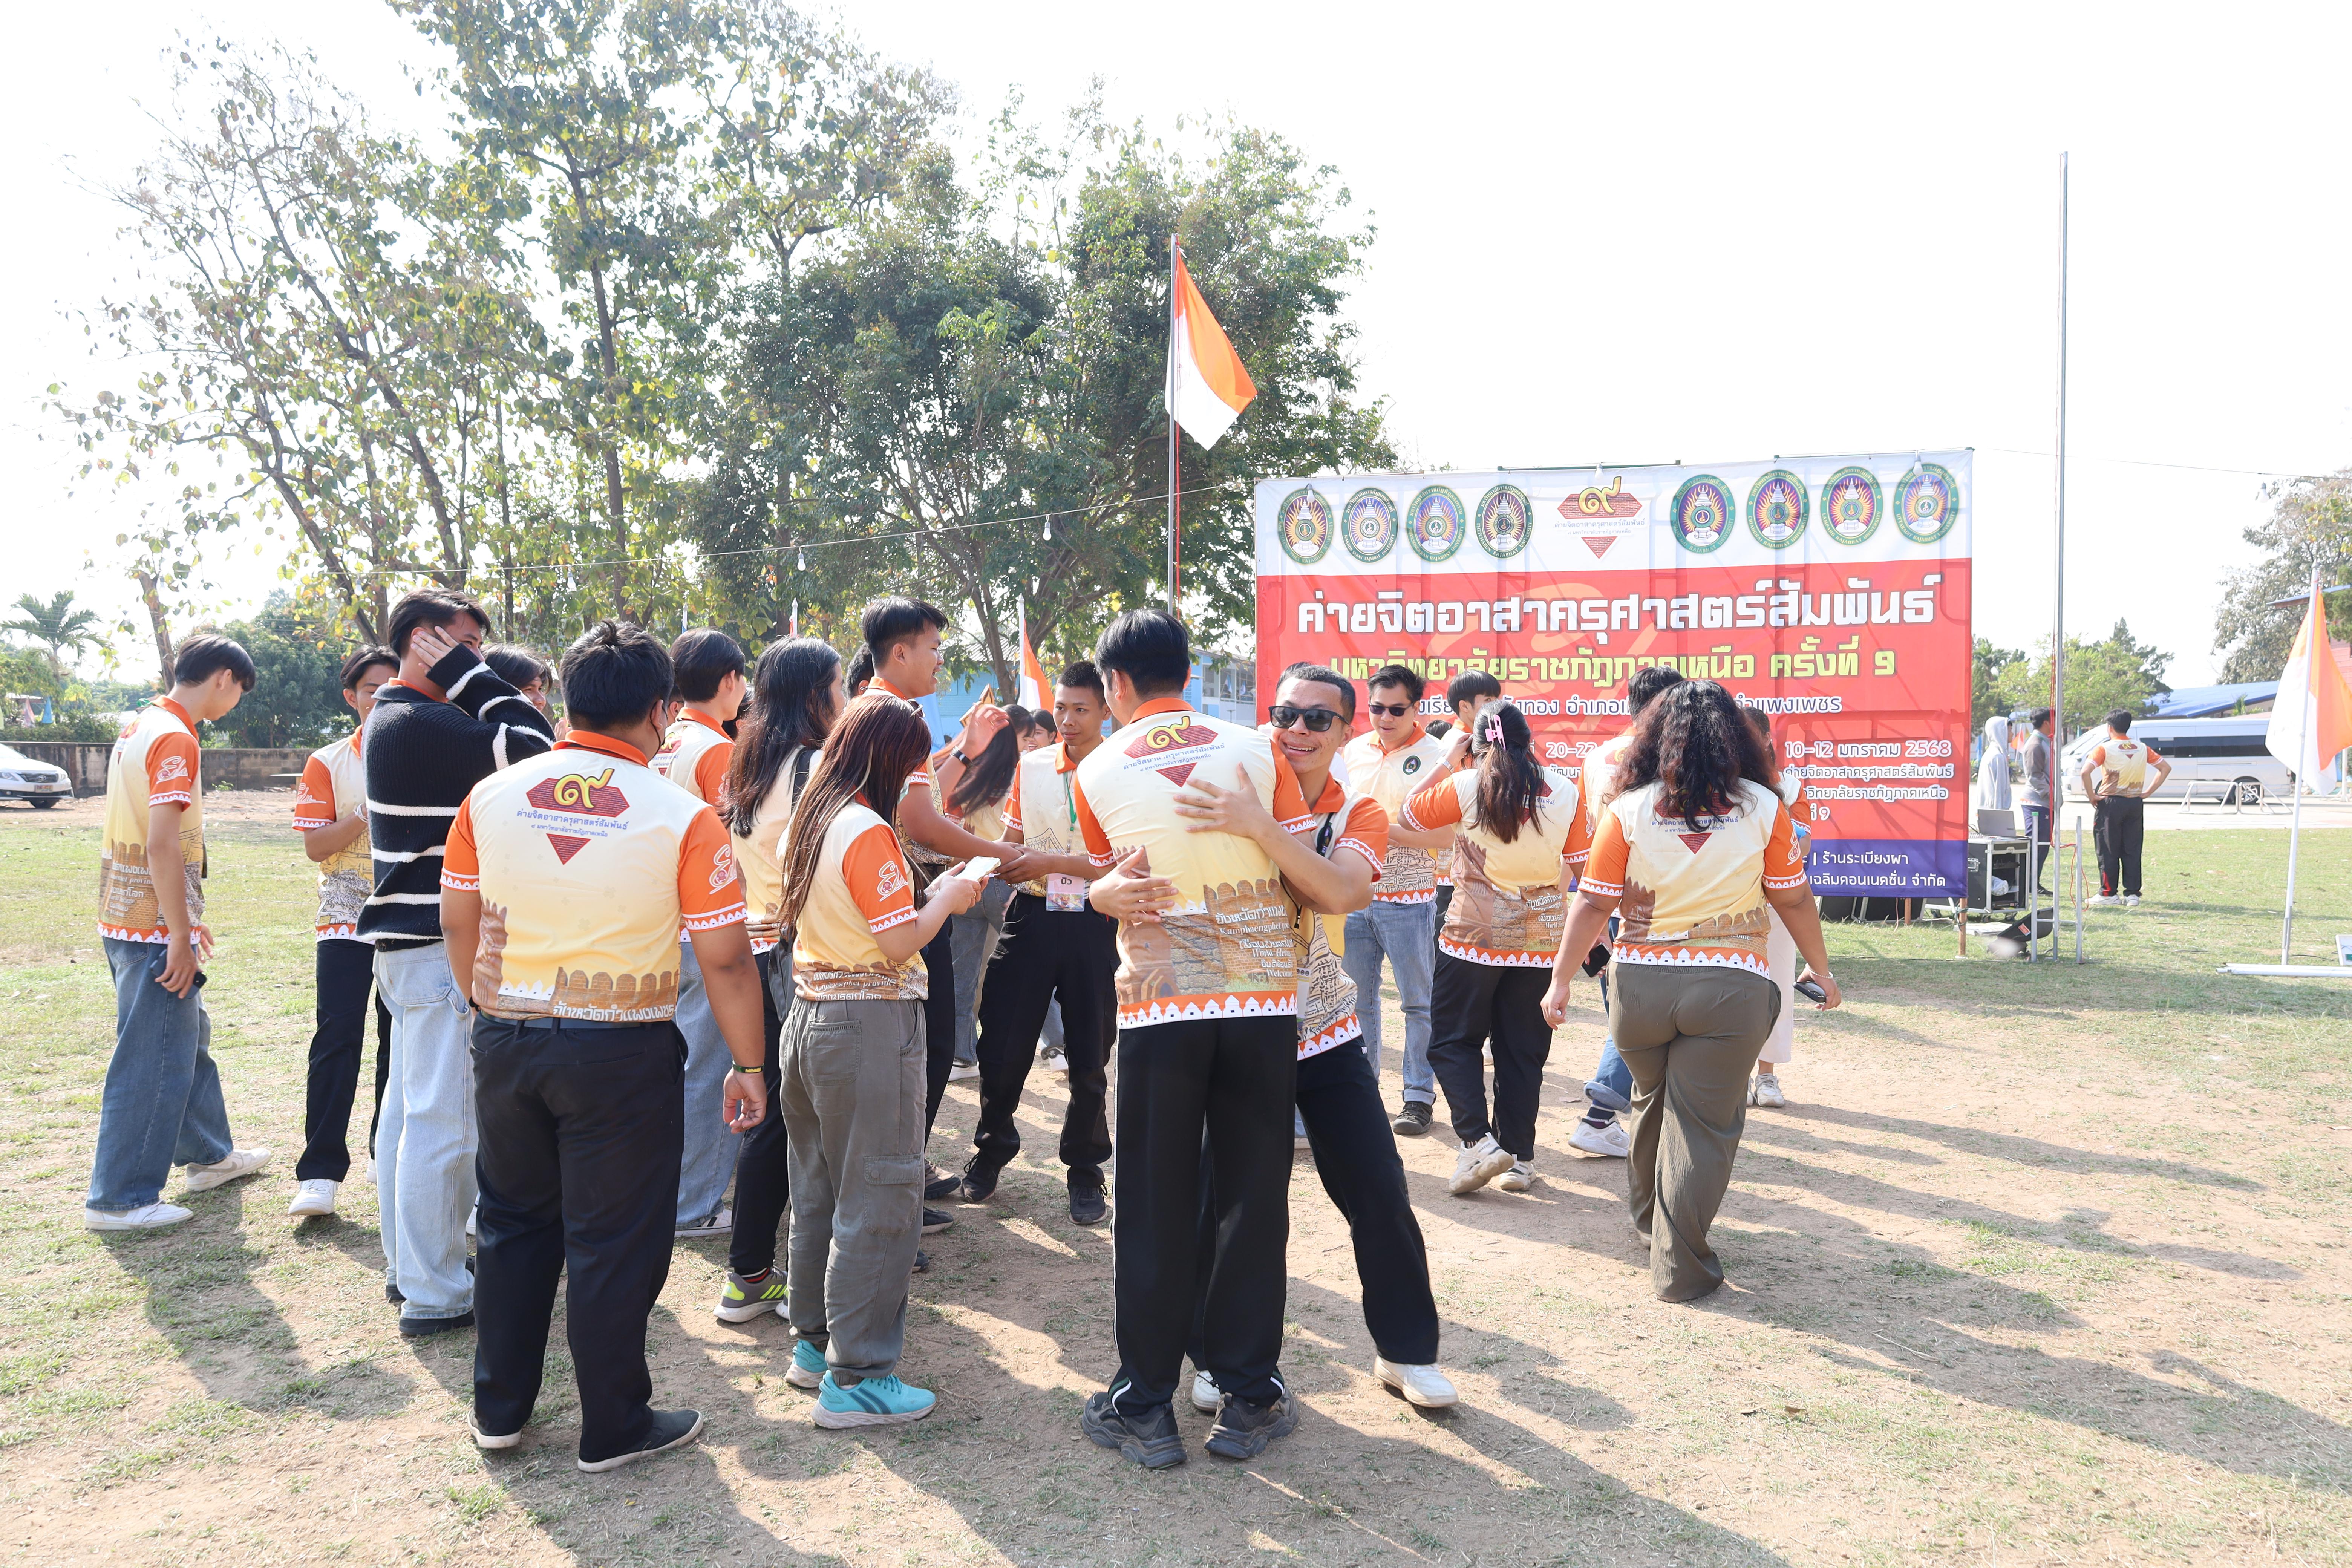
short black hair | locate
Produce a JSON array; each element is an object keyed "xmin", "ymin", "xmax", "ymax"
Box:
[
  {"xmin": 558, "ymin": 621, "xmax": 674, "ymax": 730},
  {"xmin": 385, "ymin": 588, "xmax": 492, "ymax": 659},
  {"xmin": 2031, "ymin": 707, "xmax": 2054, "ymax": 730},
  {"xmin": 1279, "ymin": 662, "xmax": 1355, "ymax": 722},
  {"xmin": 1368, "ymin": 663, "xmax": 1425, "ymax": 704},
  {"xmin": 1426, "ymin": 718, "xmax": 1453, "ymax": 738},
  {"xmin": 338, "ymin": 645, "xmax": 398, "ymax": 691},
  {"xmin": 861, "ymin": 597, "xmax": 948, "ymax": 661},
  {"xmin": 1055, "ymin": 660, "xmax": 1105, "ymax": 698},
  {"xmin": 1446, "ymin": 671, "xmax": 1501, "ymax": 712},
  {"xmin": 482, "ymin": 645, "xmax": 550, "ymax": 692},
  {"xmin": 671, "ymin": 628, "xmax": 746, "ymax": 703},
  {"xmin": 2106, "ymin": 709, "xmax": 2133, "ymax": 734},
  {"xmin": 846, "ymin": 645, "xmax": 875, "ymax": 692},
  {"xmin": 173, "ymin": 632, "xmax": 256, "ymax": 692},
  {"xmin": 1093, "ymin": 609, "xmax": 1191, "ymax": 697},
  {"xmin": 1628, "ymin": 665, "xmax": 1688, "ymax": 710}
]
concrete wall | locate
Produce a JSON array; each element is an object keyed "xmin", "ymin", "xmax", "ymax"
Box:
[{"xmin": 9, "ymin": 742, "xmax": 310, "ymax": 795}]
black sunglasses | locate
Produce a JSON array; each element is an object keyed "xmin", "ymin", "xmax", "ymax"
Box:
[
  {"xmin": 1267, "ymin": 704, "xmax": 1343, "ymax": 733},
  {"xmin": 1367, "ymin": 702, "xmax": 1414, "ymax": 718}
]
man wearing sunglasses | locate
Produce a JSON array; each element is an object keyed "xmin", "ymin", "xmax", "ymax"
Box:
[{"xmin": 1337, "ymin": 665, "xmax": 1455, "ymax": 1137}]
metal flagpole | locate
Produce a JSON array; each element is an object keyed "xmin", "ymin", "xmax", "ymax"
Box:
[
  {"xmin": 1167, "ymin": 240, "xmax": 1180, "ymax": 614},
  {"xmin": 2052, "ymin": 152, "xmax": 2073, "ymax": 960},
  {"xmin": 2283, "ymin": 669, "xmax": 2309, "ymax": 963}
]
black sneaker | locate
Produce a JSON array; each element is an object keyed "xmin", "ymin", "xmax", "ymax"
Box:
[
  {"xmin": 923, "ymin": 1164, "xmax": 963, "ymax": 1202},
  {"xmin": 384, "ymin": 1280, "xmax": 405, "ymax": 1305},
  {"xmin": 961, "ymin": 1158, "xmax": 1006, "ymax": 1203},
  {"xmin": 1081, "ymin": 1392, "xmax": 1186, "ymax": 1470},
  {"xmin": 913, "ymin": 1248, "xmax": 930, "ymax": 1274},
  {"xmin": 1069, "ymin": 1184, "xmax": 1107, "ymax": 1227},
  {"xmin": 922, "ymin": 1207, "xmax": 954, "ymax": 1235},
  {"xmin": 1205, "ymin": 1393, "xmax": 1298, "ymax": 1460},
  {"xmin": 577, "ymin": 1407, "xmax": 703, "ymax": 1473},
  {"xmin": 1390, "ymin": 1101, "xmax": 1433, "ymax": 1137},
  {"xmin": 398, "ymin": 1310, "xmax": 475, "ymax": 1340}
]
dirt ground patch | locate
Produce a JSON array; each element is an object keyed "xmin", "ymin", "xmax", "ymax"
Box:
[{"xmin": 2, "ymin": 801, "xmax": 2349, "ymax": 1566}]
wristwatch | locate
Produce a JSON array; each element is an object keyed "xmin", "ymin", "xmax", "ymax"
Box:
[{"xmin": 950, "ymin": 750, "xmax": 972, "ymax": 766}]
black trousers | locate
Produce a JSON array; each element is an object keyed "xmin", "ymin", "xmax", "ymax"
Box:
[
  {"xmin": 1109, "ymin": 1015, "xmax": 1296, "ymax": 1413},
  {"xmin": 2094, "ymin": 795, "xmax": 2145, "ymax": 897},
  {"xmin": 921, "ymin": 924, "xmax": 956, "ymax": 1135},
  {"xmin": 1191, "ymin": 1041, "xmax": 1439, "ymax": 1370},
  {"xmin": 472, "ymin": 1015, "xmax": 683, "ymax": 1465},
  {"xmin": 1427, "ymin": 952, "xmax": 1554, "ymax": 1161},
  {"xmin": 296, "ymin": 937, "xmax": 394, "ymax": 1182},
  {"xmin": 969, "ymin": 892, "xmax": 1115, "ymax": 1187},
  {"xmin": 728, "ymin": 951, "xmax": 792, "ymax": 1279}
]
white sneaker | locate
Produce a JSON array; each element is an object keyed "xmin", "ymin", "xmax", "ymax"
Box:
[
  {"xmin": 948, "ymin": 1060, "xmax": 980, "ymax": 1081},
  {"xmin": 2085, "ymin": 894, "xmax": 2118, "ymax": 907},
  {"xmin": 1448, "ymin": 1135, "xmax": 1516, "ymax": 1195},
  {"xmin": 2122, "ymin": 895, "xmax": 2141, "ymax": 908},
  {"xmin": 1494, "ymin": 1161, "xmax": 1536, "ymax": 1193},
  {"xmin": 1190, "ymin": 1369, "xmax": 1221, "ymax": 1413},
  {"xmin": 466, "ymin": 1206, "xmax": 477, "ymax": 1238},
  {"xmin": 85, "ymin": 1202, "xmax": 193, "ymax": 1231},
  {"xmin": 287, "ymin": 1178, "xmax": 339, "ymax": 1218},
  {"xmin": 1568, "ymin": 1120, "xmax": 1630, "ymax": 1159},
  {"xmin": 183, "ymin": 1148, "xmax": 272, "ymax": 1193},
  {"xmin": 675, "ymin": 1207, "xmax": 733, "ymax": 1239},
  {"xmin": 1751, "ymin": 1072, "xmax": 1787, "ymax": 1109},
  {"xmin": 1039, "ymin": 1047, "xmax": 1069, "ymax": 1080},
  {"xmin": 1374, "ymin": 1357, "xmax": 1459, "ymax": 1409}
]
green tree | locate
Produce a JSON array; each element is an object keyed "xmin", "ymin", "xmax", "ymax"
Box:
[
  {"xmin": 1972, "ymin": 637, "xmax": 2024, "ymax": 729},
  {"xmin": 1994, "ymin": 620, "xmax": 2172, "ymax": 738},
  {"xmin": 2214, "ymin": 471, "xmax": 2352, "ymax": 682},
  {"xmin": 208, "ymin": 600, "xmax": 354, "ymax": 749},
  {"xmin": 3, "ymin": 592, "xmax": 101, "ymax": 678}
]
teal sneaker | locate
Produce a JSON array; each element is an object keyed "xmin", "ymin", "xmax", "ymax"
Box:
[
  {"xmin": 786, "ymin": 1338, "xmax": 827, "ymax": 1390},
  {"xmin": 813, "ymin": 1372, "xmax": 936, "ymax": 1429},
  {"xmin": 714, "ymin": 1269, "xmax": 787, "ymax": 1324}
]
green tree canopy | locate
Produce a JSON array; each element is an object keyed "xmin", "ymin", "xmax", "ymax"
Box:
[
  {"xmin": 3, "ymin": 593, "xmax": 101, "ymax": 678},
  {"xmin": 1991, "ymin": 620, "xmax": 2173, "ymax": 738},
  {"xmin": 2214, "ymin": 472, "xmax": 2352, "ymax": 682}
]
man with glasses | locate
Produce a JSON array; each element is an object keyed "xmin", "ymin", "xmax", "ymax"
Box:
[{"xmin": 1338, "ymin": 665, "xmax": 1454, "ymax": 1136}]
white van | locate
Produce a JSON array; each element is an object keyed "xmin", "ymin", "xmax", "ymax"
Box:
[{"xmin": 2060, "ymin": 717, "xmax": 2293, "ymax": 804}]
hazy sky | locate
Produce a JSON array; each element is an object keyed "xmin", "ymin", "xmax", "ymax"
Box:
[{"xmin": 8, "ymin": 2, "xmax": 2346, "ymax": 686}]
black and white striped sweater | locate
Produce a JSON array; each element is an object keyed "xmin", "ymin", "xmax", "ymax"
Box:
[{"xmin": 358, "ymin": 646, "xmax": 556, "ymax": 949}]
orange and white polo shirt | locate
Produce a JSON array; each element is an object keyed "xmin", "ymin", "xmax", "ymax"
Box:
[
  {"xmin": 2086, "ymin": 734, "xmax": 2163, "ymax": 797},
  {"xmin": 790, "ymin": 794, "xmax": 926, "ymax": 1001},
  {"xmin": 651, "ymin": 707, "xmax": 734, "ymax": 805},
  {"xmin": 1073, "ymin": 697, "xmax": 1314, "ymax": 1028},
  {"xmin": 98, "ymin": 698, "xmax": 207, "ymax": 943},
  {"xmin": 730, "ymin": 744, "xmax": 811, "ymax": 954},
  {"xmin": 1403, "ymin": 764, "xmax": 1591, "ymax": 966},
  {"xmin": 1001, "ymin": 741, "xmax": 1081, "ymax": 898},
  {"xmin": 292, "ymin": 730, "xmax": 370, "ymax": 939},
  {"xmin": 1338, "ymin": 724, "xmax": 1451, "ymax": 904},
  {"xmin": 1293, "ymin": 777, "xmax": 1388, "ymax": 1060},
  {"xmin": 1580, "ymin": 779, "xmax": 1807, "ymax": 976},
  {"xmin": 441, "ymin": 731, "xmax": 743, "ymax": 1023}
]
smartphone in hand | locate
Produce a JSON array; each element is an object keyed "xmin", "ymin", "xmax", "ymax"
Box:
[{"xmin": 1794, "ymin": 977, "xmax": 1828, "ymax": 1004}]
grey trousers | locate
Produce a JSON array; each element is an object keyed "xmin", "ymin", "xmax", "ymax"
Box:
[
  {"xmin": 778, "ymin": 995, "xmax": 927, "ymax": 1380},
  {"xmin": 1610, "ymin": 962, "xmax": 1779, "ymax": 1302}
]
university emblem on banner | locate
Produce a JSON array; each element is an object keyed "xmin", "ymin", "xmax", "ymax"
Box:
[
  {"xmin": 1406, "ymin": 485, "xmax": 1467, "ymax": 562},
  {"xmin": 1746, "ymin": 470, "xmax": 1810, "ymax": 550},
  {"xmin": 1475, "ymin": 484, "xmax": 1533, "ymax": 558},
  {"xmin": 1821, "ymin": 467, "xmax": 1882, "ymax": 546},
  {"xmin": 1342, "ymin": 488, "xmax": 1398, "ymax": 562},
  {"xmin": 1893, "ymin": 462, "xmax": 1960, "ymax": 544},
  {"xmin": 1276, "ymin": 487, "xmax": 1333, "ymax": 564},
  {"xmin": 1668, "ymin": 475, "xmax": 1734, "ymax": 554}
]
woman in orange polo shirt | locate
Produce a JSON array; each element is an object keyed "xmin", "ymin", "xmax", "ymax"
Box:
[{"xmin": 1541, "ymin": 680, "xmax": 1844, "ymax": 1302}]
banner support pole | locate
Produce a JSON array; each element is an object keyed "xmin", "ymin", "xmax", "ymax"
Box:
[
  {"xmin": 2051, "ymin": 151, "xmax": 2069, "ymax": 811},
  {"xmin": 1167, "ymin": 241, "xmax": 1180, "ymax": 615},
  {"xmin": 2283, "ymin": 700, "xmax": 2308, "ymax": 962}
]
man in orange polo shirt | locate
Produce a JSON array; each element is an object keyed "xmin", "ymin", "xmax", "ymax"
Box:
[{"xmin": 442, "ymin": 621, "xmax": 768, "ymax": 1473}]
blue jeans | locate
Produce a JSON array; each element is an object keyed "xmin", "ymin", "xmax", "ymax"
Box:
[
  {"xmin": 673, "ymin": 943, "xmax": 741, "ymax": 1225},
  {"xmin": 1585, "ymin": 916, "xmax": 1631, "ymax": 1126},
  {"xmin": 375, "ymin": 943, "xmax": 477, "ymax": 1322},
  {"xmin": 949, "ymin": 880, "xmax": 1013, "ymax": 1063},
  {"xmin": 88, "ymin": 937, "xmax": 234, "ymax": 1210},
  {"xmin": 1341, "ymin": 900, "xmax": 1436, "ymax": 1106}
]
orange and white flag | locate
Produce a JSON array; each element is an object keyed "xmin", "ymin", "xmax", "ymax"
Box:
[
  {"xmin": 1170, "ymin": 248, "xmax": 1256, "ymax": 449},
  {"xmin": 2266, "ymin": 566, "xmax": 2352, "ymax": 784},
  {"xmin": 1017, "ymin": 606, "xmax": 1049, "ymax": 710}
]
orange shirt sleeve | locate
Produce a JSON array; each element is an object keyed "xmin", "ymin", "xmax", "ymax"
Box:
[
  {"xmin": 1580, "ymin": 808, "xmax": 1629, "ymax": 897},
  {"xmin": 841, "ymin": 821, "xmax": 919, "ymax": 931},
  {"xmin": 1401, "ymin": 772, "xmax": 1467, "ymax": 833},
  {"xmin": 693, "ymin": 740, "xmax": 733, "ymax": 808},
  {"xmin": 1562, "ymin": 786, "xmax": 1594, "ymax": 867},
  {"xmin": 1268, "ymin": 743, "xmax": 1314, "ymax": 831},
  {"xmin": 147, "ymin": 730, "xmax": 200, "ymax": 808},
  {"xmin": 1073, "ymin": 773, "xmax": 1115, "ymax": 870},
  {"xmin": 1001, "ymin": 766, "xmax": 1027, "ymax": 836},
  {"xmin": 292, "ymin": 755, "xmax": 337, "ymax": 831},
  {"xmin": 677, "ymin": 806, "xmax": 747, "ymax": 929},
  {"xmin": 1337, "ymin": 796, "xmax": 1388, "ymax": 879},
  {"xmin": 441, "ymin": 799, "xmax": 481, "ymax": 891},
  {"xmin": 1762, "ymin": 801, "xmax": 1807, "ymax": 890}
]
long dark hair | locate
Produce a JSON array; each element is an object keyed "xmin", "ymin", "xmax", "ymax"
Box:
[
  {"xmin": 1471, "ymin": 700, "xmax": 1545, "ymax": 844},
  {"xmin": 724, "ymin": 638, "xmax": 841, "ymax": 836},
  {"xmin": 778, "ymin": 694, "xmax": 933, "ymax": 929},
  {"xmin": 949, "ymin": 704, "xmax": 1027, "ymax": 817},
  {"xmin": 1619, "ymin": 680, "xmax": 1776, "ymax": 831}
]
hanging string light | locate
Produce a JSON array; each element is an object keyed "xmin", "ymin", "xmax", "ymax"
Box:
[
  {"xmin": 1044, "ymin": 511, "xmax": 1054, "ymax": 541},
  {"xmin": 797, "ymin": 546, "xmax": 806, "ymax": 571}
]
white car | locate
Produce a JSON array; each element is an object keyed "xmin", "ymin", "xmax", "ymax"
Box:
[
  {"xmin": 2060, "ymin": 718, "xmax": 2295, "ymax": 804},
  {"xmin": 0, "ymin": 742, "xmax": 75, "ymax": 808}
]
